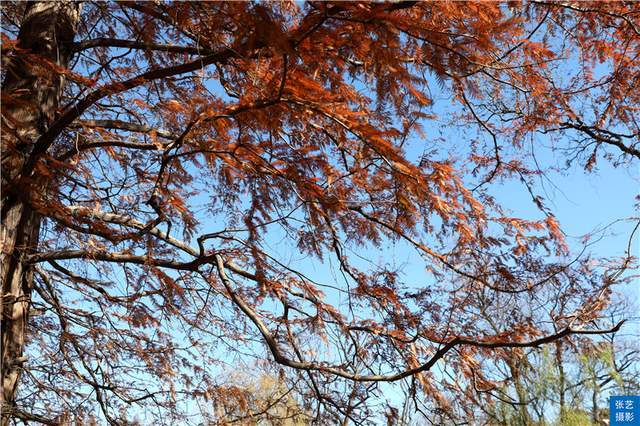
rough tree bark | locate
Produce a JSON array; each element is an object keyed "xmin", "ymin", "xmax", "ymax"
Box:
[{"xmin": 1, "ymin": 2, "xmax": 80, "ymax": 423}]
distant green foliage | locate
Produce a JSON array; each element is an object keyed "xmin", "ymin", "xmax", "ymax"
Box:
[{"xmin": 556, "ymin": 408, "xmax": 593, "ymax": 426}]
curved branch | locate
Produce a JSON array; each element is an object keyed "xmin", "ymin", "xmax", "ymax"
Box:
[
  {"xmin": 19, "ymin": 45, "xmax": 246, "ymax": 180},
  {"xmin": 213, "ymin": 254, "xmax": 625, "ymax": 383}
]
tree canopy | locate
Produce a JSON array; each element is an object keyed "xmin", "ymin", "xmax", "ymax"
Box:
[{"xmin": 1, "ymin": 1, "xmax": 638, "ymax": 424}]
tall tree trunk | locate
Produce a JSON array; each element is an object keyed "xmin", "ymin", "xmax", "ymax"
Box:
[
  {"xmin": 592, "ymin": 384, "xmax": 599, "ymax": 425},
  {"xmin": 555, "ymin": 341, "xmax": 566, "ymax": 424},
  {"xmin": 1, "ymin": 2, "xmax": 80, "ymax": 423},
  {"xmin": 506, "ymin": 353, "xmax": 532, "ymax": 426}
]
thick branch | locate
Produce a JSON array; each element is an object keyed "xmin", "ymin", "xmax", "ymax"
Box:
[
  {"xmin": 71, "ymin": 38, "xmax": 208, "ymax": 55},
  {"xmin": 72, "ymin": 119, "xmax": 176, "ymax": 139},
  {"xmin": 561, "ymin": 121, "xmax": 640, "ymax": 159}
]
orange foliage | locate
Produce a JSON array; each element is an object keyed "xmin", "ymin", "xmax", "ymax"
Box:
[{"xmin": 1, "ymin": 1, "xmax": 638, "ymax": 424}]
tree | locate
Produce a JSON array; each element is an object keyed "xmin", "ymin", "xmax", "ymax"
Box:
[
  {"xmin": 208, "ymin": 364, "xmax": 313, "ymax": 425},
  {"xmin": 436, "ymin": 292, "xmax": 640, "ymax": 426},
  {"xmin": 1, "ymin": 1, "xmax": 638, "ymax": 424},
  {"xmin": 1, "ymin": 0, "xmax": 82, "ymax": 419}
]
